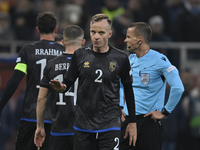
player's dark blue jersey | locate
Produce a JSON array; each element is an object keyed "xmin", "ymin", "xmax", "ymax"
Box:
[
  {"xmin": 40, "ymin": 53, "xmax": 77, "ymax": 133},
  {"xmin": 16, "ymin": 40, "xmax": 65, "ymax": 122},
  {"xmin": 63, "ymin": 45, "xmax": 133, "ymax": 132}
]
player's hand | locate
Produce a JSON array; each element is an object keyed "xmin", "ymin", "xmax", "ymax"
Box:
[
  {"xmin": 144, "ymin": 111, "xmax": 165, "ymax": 121},
  {"xmin": 49, "ymin": 79, "xmax": 66, "ymax": 92},
  {"xmin": 124, "ymin": 122, "xmax": 137, "ymax": 146},
  {"xmin": 121, "ymin": 109, "xmax": 126, "ymax": 122},
  {"xmin": 34, "ymin": 127, "xmax": 46, "ymax": 148}
]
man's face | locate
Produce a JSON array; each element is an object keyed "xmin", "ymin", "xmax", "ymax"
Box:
[
  {"xmin": 124, "ymin": 27, "xmax": 139, "ymax": 52},
  {"xmin": 90, "ymin": 19, "xmax": 112, "ymax": 49}
]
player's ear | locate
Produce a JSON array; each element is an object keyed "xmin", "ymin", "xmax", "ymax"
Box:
[
  {"xmin": 62, "ymin": 39, "xmax": 65, "ymax": 46},
  {"xmin": 109, "ymin": 30, "xmax": 113, "ymax": 38},
  {"xmin": 54, "ymin": 26, "xmax": 58, "ymax": 33},
  {"xmin": 36, "ymin": 27, "xmax": 40, "ymax": 34},
  {"xmin": 81, "ymin": 39, "xmax": 86, "ymax": 46},
  {"xmin": 139, "ymin": 36, "xmax": 144, "ymax": 45}
]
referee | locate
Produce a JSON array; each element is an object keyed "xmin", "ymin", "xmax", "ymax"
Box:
[{"xmin": 119, "ymin": 22, "xmax": 184, "ymax": 150}]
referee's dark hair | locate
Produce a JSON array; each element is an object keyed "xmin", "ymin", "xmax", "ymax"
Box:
[
  {"xmin": 128, "ymin": 22, "xmax": 152, "ymax": 44},
  {"xmin": 37, "ymin": 12, "xmax": 57, "ymax": 34}
]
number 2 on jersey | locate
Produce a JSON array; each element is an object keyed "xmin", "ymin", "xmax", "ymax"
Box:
[{"xmin": 95, "ymin": 69, "xmax": 103, "ymax": 83}]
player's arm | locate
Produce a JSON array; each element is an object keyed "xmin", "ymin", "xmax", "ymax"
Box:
[
  {"xmin": 0, "ymin": 63, "xmax": 26, "ymax": 118},
  {"xmin": 120, "ymin": 56, "xmax": 137, "ymax": 146},
  {"xmin": 34, "ymin": 87, "xmax": 49, "ymax": 148},
  {"xmin": 123, "ymin": 83, "xmax": 137, "ymax": 146},
  {"xmin": 50, "ymin": 52, "xmax": 78, "ymax": 92},
  {"xmin": 120, "ymin": 57, "xmax": 136, "ymax": 123}
]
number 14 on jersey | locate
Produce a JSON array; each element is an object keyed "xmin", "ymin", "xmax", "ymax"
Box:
[{"xmin": 54, "ymin": 74, "xmax": 78, "ymax": 106}]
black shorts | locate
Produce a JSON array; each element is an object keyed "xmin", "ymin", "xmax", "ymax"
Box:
[
  {"xmin": 120, "ymin": 115, "xmax": 164, "ymax": 150},
  {"xmin": 15, "ymin": 121, "xmax": 51, "ymax": 150},
  {"xmin": 74, "ymin": 129, "xmax": 121, "ymax": 150},
  {"xmin": 50, "ymin": 135, "xmax": 74, "ymax": 150}
]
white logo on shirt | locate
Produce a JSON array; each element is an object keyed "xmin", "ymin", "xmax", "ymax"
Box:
[
  {"xmin": 129, "ymin": 69, "xmax": 132, "ymax": 76},
  {"xmin": 166, "ymin": 66, "xmax": 176, "ymax": 73},
  {"xmin": 16, "ymin": 57, "xmax": 21, "ymax": 62}
]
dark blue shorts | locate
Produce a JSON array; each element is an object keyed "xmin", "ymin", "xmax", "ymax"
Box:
[{"xmin": 15, "ymin": 121, "xmax": 51, "ymax": 150}]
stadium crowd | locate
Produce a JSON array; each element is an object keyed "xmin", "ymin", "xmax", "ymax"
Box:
[{"xmin": 1, "ymin": 0, "xmax": 200, "ymax": 45}]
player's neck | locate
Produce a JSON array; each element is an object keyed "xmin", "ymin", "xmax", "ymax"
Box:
[
  {"xmin": 65, "ymin": 45, "xmax": 80, "ymax": 54},
  {"xmin": 93, "ymin": 45, "xmax": 109, "ymax": 53},
  {"xmin": 40, "ymin": 34, "xmax": 55, "ymax": 41}
]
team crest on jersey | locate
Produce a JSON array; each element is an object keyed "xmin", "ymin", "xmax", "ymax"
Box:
[
  {"xmin": 84, "ymin": 62, "xmax": 90, "ymax": 68},
  {"xmin": 141, "ymin": 73, "xmax": 149, "ymax": 85},
  {"xmin": 109, "ymin": 62, "xmax": 116, "ymax": 72}
]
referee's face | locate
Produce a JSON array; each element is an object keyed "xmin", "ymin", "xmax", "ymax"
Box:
[
  {"xmin": 124, "ymin": 27, "xmax": 140, "ymax": 52},
  {"xmin": 90, "ymin": 19, "xmax": 112, "ymax": 50}
]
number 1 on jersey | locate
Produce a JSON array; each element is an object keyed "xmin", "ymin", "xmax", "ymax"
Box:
[{"xmin": 36, "ymin": 59, "xmax": 47, "ymax": 88}]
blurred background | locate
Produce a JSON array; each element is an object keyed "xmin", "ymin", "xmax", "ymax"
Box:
[{"xmin": 0, "ymin": 0, "xmax": 200, "ymax": 150}]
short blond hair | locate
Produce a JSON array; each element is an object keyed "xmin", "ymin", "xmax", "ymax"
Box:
[{"xmin": 91, "ymin": 14, "xmax": 112, "ymax": 26}]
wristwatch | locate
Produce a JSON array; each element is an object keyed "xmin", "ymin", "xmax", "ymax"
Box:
[{"xmin": 161, "ymin": 107, "xmax": 170, "ymax": 116}]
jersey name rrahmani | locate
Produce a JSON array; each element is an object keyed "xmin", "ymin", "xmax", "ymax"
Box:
[
  {"xmin": 15, "ymin": 40, "xmax": 65, "ymax": 122},
  {"xmin": 40, "ymin": 53, "xmax": 77, "ymax": 135},
  {"xmin": 120, "ymin": 49, "xmax": 184, "ymax": 115},
  {"xmin": 63, "ymin": 45, "xmax": 133, "ymax": 132}
]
